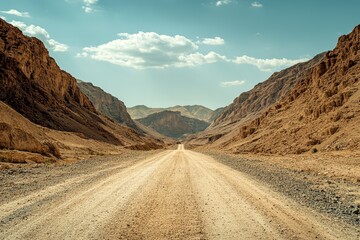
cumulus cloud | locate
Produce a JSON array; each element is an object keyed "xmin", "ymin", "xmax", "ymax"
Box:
[
  {"xmin": 9, "ymin": 20, "xmax": 26, "ymax": 29},
  {"xmin": 82, "ymin": 0, "xmax": 98, "ymax": 13},
  {"xmin": 48, "ymin": 39, "xmax": 69, "ymax": 52},
  {"xmin": 233, "ymin": 55, "xmax": 308, "ymax": 71},
  {"xmin": 198, "ymin": 37, "xmax": 225, "ymax": 46},
  {"xmin": 251, "ymin": 2, "xmax": 263, "ymax": 8},
  {"xmin": 221, "ymin": 80, "xmax": 246, "ymax": 87},
  {"xmin": 216, "ymin": 0, "xmax": 231, "ymax": 7},
  {"xmin": 23, "ymin": 25, "xmax": 50, "ymax": 38},
  {"xmin": 78, "ymin": 32, "xmax": 228, "ymax": 68},
  {"xmin": 78, "ymin": 31, "xmax": 308, "ymax": 71},
  {"xmin": 178, "ymin": 52, "xmax": 228, "ymax": 67},
  {"xmin": 1, "ymin": 9, "xmax": 30, "ymax": 18},
  {"xmin": 10, "ymin": 20, "xmax": 69, "ymax": 52}
]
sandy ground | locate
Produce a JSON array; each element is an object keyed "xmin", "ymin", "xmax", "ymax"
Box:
[{"xmin": 0, "ymin": 145, "xmax": 359, "ymax": 239}]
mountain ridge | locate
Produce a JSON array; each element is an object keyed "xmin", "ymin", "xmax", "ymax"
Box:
[
  {"xmin": 77, "ymin": 80, "xmax": 140, "ymax": 132},
  {"xmin": 188, "ymin": 24, "xmax": 360, "ymax": 155},
  {"xmin": 138, "ymin": 111, "xmax": 210, "ymax": 139},
  {"xmin": 0, "ymin": 19, "xmax": 163, "ymax": 162},
  {"xmin": 129, "ymin": 105, "xmax": 223, "ymax": 123},
  {"xmin": 77, "ymin": 80, "xmax": 175, "ymax": 144}
]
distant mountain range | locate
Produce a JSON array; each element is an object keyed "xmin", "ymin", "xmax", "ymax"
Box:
[
  {"xmin": 137, "ymin": 111, "xmax": 209, "ymax": 139},
  {"xmin": 76, "ymin": 80, "xmax": 173, "ymax": 143},
  {"xmin": 128, "ymin": 105, "xmax": 224, "ymax": 123},
  {"xmin": 75, "ymin": 83, "xmax": 216, "ymax": 140}
]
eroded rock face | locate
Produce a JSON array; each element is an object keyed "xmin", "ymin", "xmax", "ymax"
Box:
[
  {"xmin": 77, "ymin": 80, "xmax": 140, "ymax": 132},
  {"xmin": 0, "ymin": 19, "xmax": 121, "ymax": 144}
]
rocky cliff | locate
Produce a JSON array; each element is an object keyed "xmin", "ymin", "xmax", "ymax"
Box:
[
  {"xmin": 77, "ymin": 80, "xmax": 139, "ymax": 131},
  {"xmin": 189, "ymin": 24, "xmax": 360, "ymax": 154}
]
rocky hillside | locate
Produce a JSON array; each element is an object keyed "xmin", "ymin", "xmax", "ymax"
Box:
[
  {"xmin": 211, "ymin": 53, "xmax": 325, "ymax": 127},
  {"xmin": 77, "ymin": 80, "xmax": 139, "ymax": 131},
  {"xmin": 0, "ymin": 19, "xmax": 163, "ymax": 157},
  {"xmin": 138, "ymin": 111, "xmax": 210, "ymax": 138},
  {"xmin": 189, "ymin": 24, "xmax": 360, "ymax": 155},
  {"xmin": 129, "ymin": 105, "xmax": 218, "ymax": 123},
  {"xmin": 209, "ymin": 107, "xmax": 225, "ymax": 123},
  {"xmin": 77, "ymin": 80, "xmax": 174, "ymax": 144},
  {"xmin": 0, "ymin": 19, "xmax": 113, "ymax": 143}
]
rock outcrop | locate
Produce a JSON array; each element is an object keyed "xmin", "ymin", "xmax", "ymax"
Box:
[{"xmin": 77, "ymin": 80, "xmax": 140, "ymax": 131}]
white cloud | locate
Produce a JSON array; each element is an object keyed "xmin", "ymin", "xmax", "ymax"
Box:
[
  {"xmin": 9, "ymin": 20, "xmax": 26, "ymax": 29},
  {"xmin": 233, "ymin": 55, "xmax": 308, "ymax": 71},
  {"xmin": 221, "ymin": 80, "xmax": 246, "ymax": 87},
  {"xmin": 251, "ymin": 2, "xmax": 263, "ymax": 8},
  {"xmin": 178, "ymin": 51, "xmax": 228, "ymax": 67},
  {"xmin": 9, "ymin": 21, "xmax": 69, "ymax": 52},
  {"xmin": 24, "ymin": 25, "xmax": 50, "ymax": 38},
  {"xmin": 77, "ymin": 31, "xmax": 308, "ymax": 71},
  {"xmin": 82, "ymin": 0, "xmax": 98, "ymax": 13},
  {"xmin": 198, "ymin": 37, "xmax": 225, "ymax": 46},
  {"xmin": 1, "ymin": 9, "xmax": 30, "ymax": 18},
  {"xmin": 78, "ymin": 32, "xmax": 227, "ymax": 68},
  {"xmin": 84, "ymin": 0, "xmax": 98, "ymax": 4},
  {"xmin": 216, "ymin": 0, "xmax": 231, "ymax": 7},
  {"xmin": 48, "ymin": 39, "xmax": 69, "ymax": 52}
]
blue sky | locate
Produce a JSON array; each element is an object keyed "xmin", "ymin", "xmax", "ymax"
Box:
[{"xmin": 1, "ymin": 0, "xmax": 360, "ymax": 109}]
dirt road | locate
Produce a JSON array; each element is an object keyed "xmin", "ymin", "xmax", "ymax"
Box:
[{"xmin": 0, "ymin": 145, "xmax": 358, "ymax": 239}]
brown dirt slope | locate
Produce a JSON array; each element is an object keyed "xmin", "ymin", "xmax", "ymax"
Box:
[
  {"xmin": 0, "ymin": 98, "xmax": 165, "ymax": 166},
  {"xmin": 188, "ymin": 24, "xmax": 360, "ymax": 155},
  {"xmin": 0, "ymin": 101, "xmax": 60, "ymax": 163}
]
